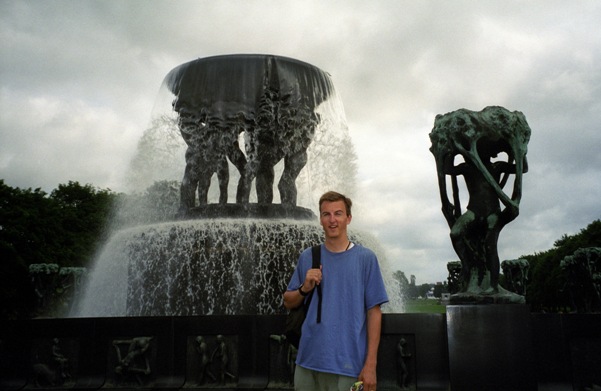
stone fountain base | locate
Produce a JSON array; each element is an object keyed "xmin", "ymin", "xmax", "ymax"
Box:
[
  {"xmin": 2, "ymin": 309, "xmax": 600, "ymax": 390},
  {"xmin": 182, "ymin": 204, "xmax": 316, "ymax": 220},
  {"xmin": 450, "ymin": 269, "xmax": 526, "ymax": 305}
]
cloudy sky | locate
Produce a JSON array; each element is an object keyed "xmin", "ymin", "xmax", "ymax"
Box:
[{"xmin": 1, "ymin": 0, "xmax": 600, "ymax": 284}]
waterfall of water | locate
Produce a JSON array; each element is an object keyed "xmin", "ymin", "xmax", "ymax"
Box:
[
  {"xmin": 73, "ymin": 55, "xmax": 403, "ymax": 317},
  {"xmin": 74, "ymin": 219, "xmax": 402, "ymax": 317}
]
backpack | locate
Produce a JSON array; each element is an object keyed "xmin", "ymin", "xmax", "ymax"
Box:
[{"xmin": 284, "ymin": 245, "xmax": 322, "ymax": 348}]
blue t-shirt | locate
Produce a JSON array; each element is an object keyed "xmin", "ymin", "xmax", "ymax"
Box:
[{"xmin": 286, "ymin": 244, "xmax": 389, "ymax": 377}]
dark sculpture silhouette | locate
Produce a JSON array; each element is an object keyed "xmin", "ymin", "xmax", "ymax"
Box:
[
  {"xmin": 397, "ymin": 338, "xmax": 412, "ymax": 389},
  {"xmin": 270, "ymin": 334, "xmax": 298, "ymax": 385},
  {"xmin": 430, "ymin": 106, "xmax": 530, "ymax": 303},
  {"xmin": 32, "ymin": 338, "xmax": 71, "ymax": 387},
  {"xmin": 165, "ymin": 54, "xmax": 335, "ymax": 212},
  {"xmin": 194, "ymin": 336, "xmax": 216, "ymax": 385},
  {"xmin": 561, "ymin": 247, "xmax": 601, "ymax": 313},
  {"xmin": 112, "ymin": 337, "xmax": 153, "ymax": 385},
  {"xmin": 211, "ymin": 335, "xmax": 236, "ymax": 384},
  {"xmin": 177, "ymin": 108, "xmax": 242, "ymax": 206},
  {"xmin": 501, "ymin": 258, "xmax": 529, "ymax": 296}
]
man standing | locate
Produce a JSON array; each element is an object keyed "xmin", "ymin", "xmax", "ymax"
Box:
[{"xmin": 283, "ymin": 191, "xmax": 389, "ymax": 391}]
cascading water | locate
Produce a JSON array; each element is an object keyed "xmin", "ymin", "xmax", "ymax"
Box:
[{"xmin": 73, "ymin": 54, "xmax": 403, "ymax": 317}]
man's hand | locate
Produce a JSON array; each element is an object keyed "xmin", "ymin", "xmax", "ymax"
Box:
[
  {"xmin": 302, "ymin": 265, "xmax": 322, "ymax": 291},
  {"xmin": 282, "ymin": 266, "xmax": 322, "ymax": 309},
  {"xmin": 358, "ymin": 365, "xmax": 377, "ymax": 391}
]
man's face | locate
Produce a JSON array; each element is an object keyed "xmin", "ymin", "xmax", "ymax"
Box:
[{"xmin": 319, "ymin": 200, "xmax": 352, "ymax": 240}]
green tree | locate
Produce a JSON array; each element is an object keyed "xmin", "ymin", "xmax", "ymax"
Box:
[
  {"xmin": 50, "ymin": 181, "xmax": 117, "ymax": 266},
  {"xmin": 446, "ymin": 261, "xmax": 461, "ymax": 294},
  {"xmin": 0, "ymin": 180, "xmax": 117, "ymax": 319},
  {"xmin": 1, "ymin": 181, "xmax": 57, "ymax": 318},
  {"xmin": 0, "ymin": 181, "xmax": 60, "ymax": 265},
  {"xmin": 418, "ymin": 283, "xmax": 433, "ymax": 298},
  {"xmin": 560, "ymin": 247, "xmax": 601, "ymax": 312},
  {"xmin": 0, "ymin": 239, "xmax": 37, "ymax": 319},
  {"xmin": 525, "ymin": 220, "xmax": 601, "ymax": 312},
  {"xmin": 432, "ymin": 282, "xmax": 446, "ymax": 298}
]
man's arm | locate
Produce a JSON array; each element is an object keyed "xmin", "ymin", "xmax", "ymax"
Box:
[
  {"xmin": 282, "ymin": 266, "xmax": 322, "ymax": 309},
  {"xmin": 282, "ymin": 288, "xmax": 305, "ymax": 309},
  {"xmin": 358, "ymin": 305, "xmax": 382, "ymax": 390}
]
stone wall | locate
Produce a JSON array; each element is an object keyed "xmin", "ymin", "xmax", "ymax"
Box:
[{"xmin": 1, "ymin": 309, "xmax": 599, "ymax": 390}]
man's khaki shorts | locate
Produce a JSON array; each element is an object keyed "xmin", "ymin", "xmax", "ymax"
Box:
[{"xmin": 294, "ymin": 364, "xmax": 357, "ymax": 391}]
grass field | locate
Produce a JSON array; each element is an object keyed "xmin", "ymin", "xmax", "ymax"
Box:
[{"xmin": 403, "ymin": 298, "xmax": 446, "ymax": 313}]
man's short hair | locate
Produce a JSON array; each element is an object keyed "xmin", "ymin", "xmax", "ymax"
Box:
[{"xmin": 319, "ymin": 191, "xmax": 352, "ymax": 216}]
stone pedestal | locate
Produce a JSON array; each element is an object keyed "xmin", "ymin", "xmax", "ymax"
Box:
[{"xmin": 446, "ymin": 305, "xmax": 536, "ymax": 391}]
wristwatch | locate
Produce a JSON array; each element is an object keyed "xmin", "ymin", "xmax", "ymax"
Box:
[{"xmin": 298, "ymin": 284, "xmax": 309, "ymax": 296}]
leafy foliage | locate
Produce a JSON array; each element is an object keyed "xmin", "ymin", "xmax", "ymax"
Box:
[
  {"xmin": 524, "ymin": 220, "xmax": 601, "ymax": 312},
  {"xmin": 0, "ymin": 180, "xmax": 117, "ymax": 319},
  {"xmin": 559, "ymin": 247, "xmax": 601, "ymax": 312},
  {"xmin": 49, "ymin": 181, "xmax": 117, "ymax": 266}
]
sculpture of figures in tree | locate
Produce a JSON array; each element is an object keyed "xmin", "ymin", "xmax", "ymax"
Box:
[{"xmin": 429, "ymin": 106, "xmax": 531, "ymax": 303}]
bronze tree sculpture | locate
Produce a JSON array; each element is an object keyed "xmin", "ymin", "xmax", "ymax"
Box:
[{"xmin": 430, "ymin": 106, "xmax": 531, "ymax": 303}]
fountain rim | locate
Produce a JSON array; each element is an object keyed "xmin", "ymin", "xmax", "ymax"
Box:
[
  {"xmin": 168, "ymin": 53, "xmax": 329, "ymax": 72},
  {"xmin": 179, "ymin": 203, "xmax": 317, "ymax": 221}
]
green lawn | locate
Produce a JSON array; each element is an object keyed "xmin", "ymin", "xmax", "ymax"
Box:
[{"xmin": 403, "ymin": 298, "xmax": 446, "ymax": 313}]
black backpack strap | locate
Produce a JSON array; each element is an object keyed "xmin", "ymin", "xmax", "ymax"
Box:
[{"xmin": 311, "ymin": 245, "xmax": 322, "ymax": 324}]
